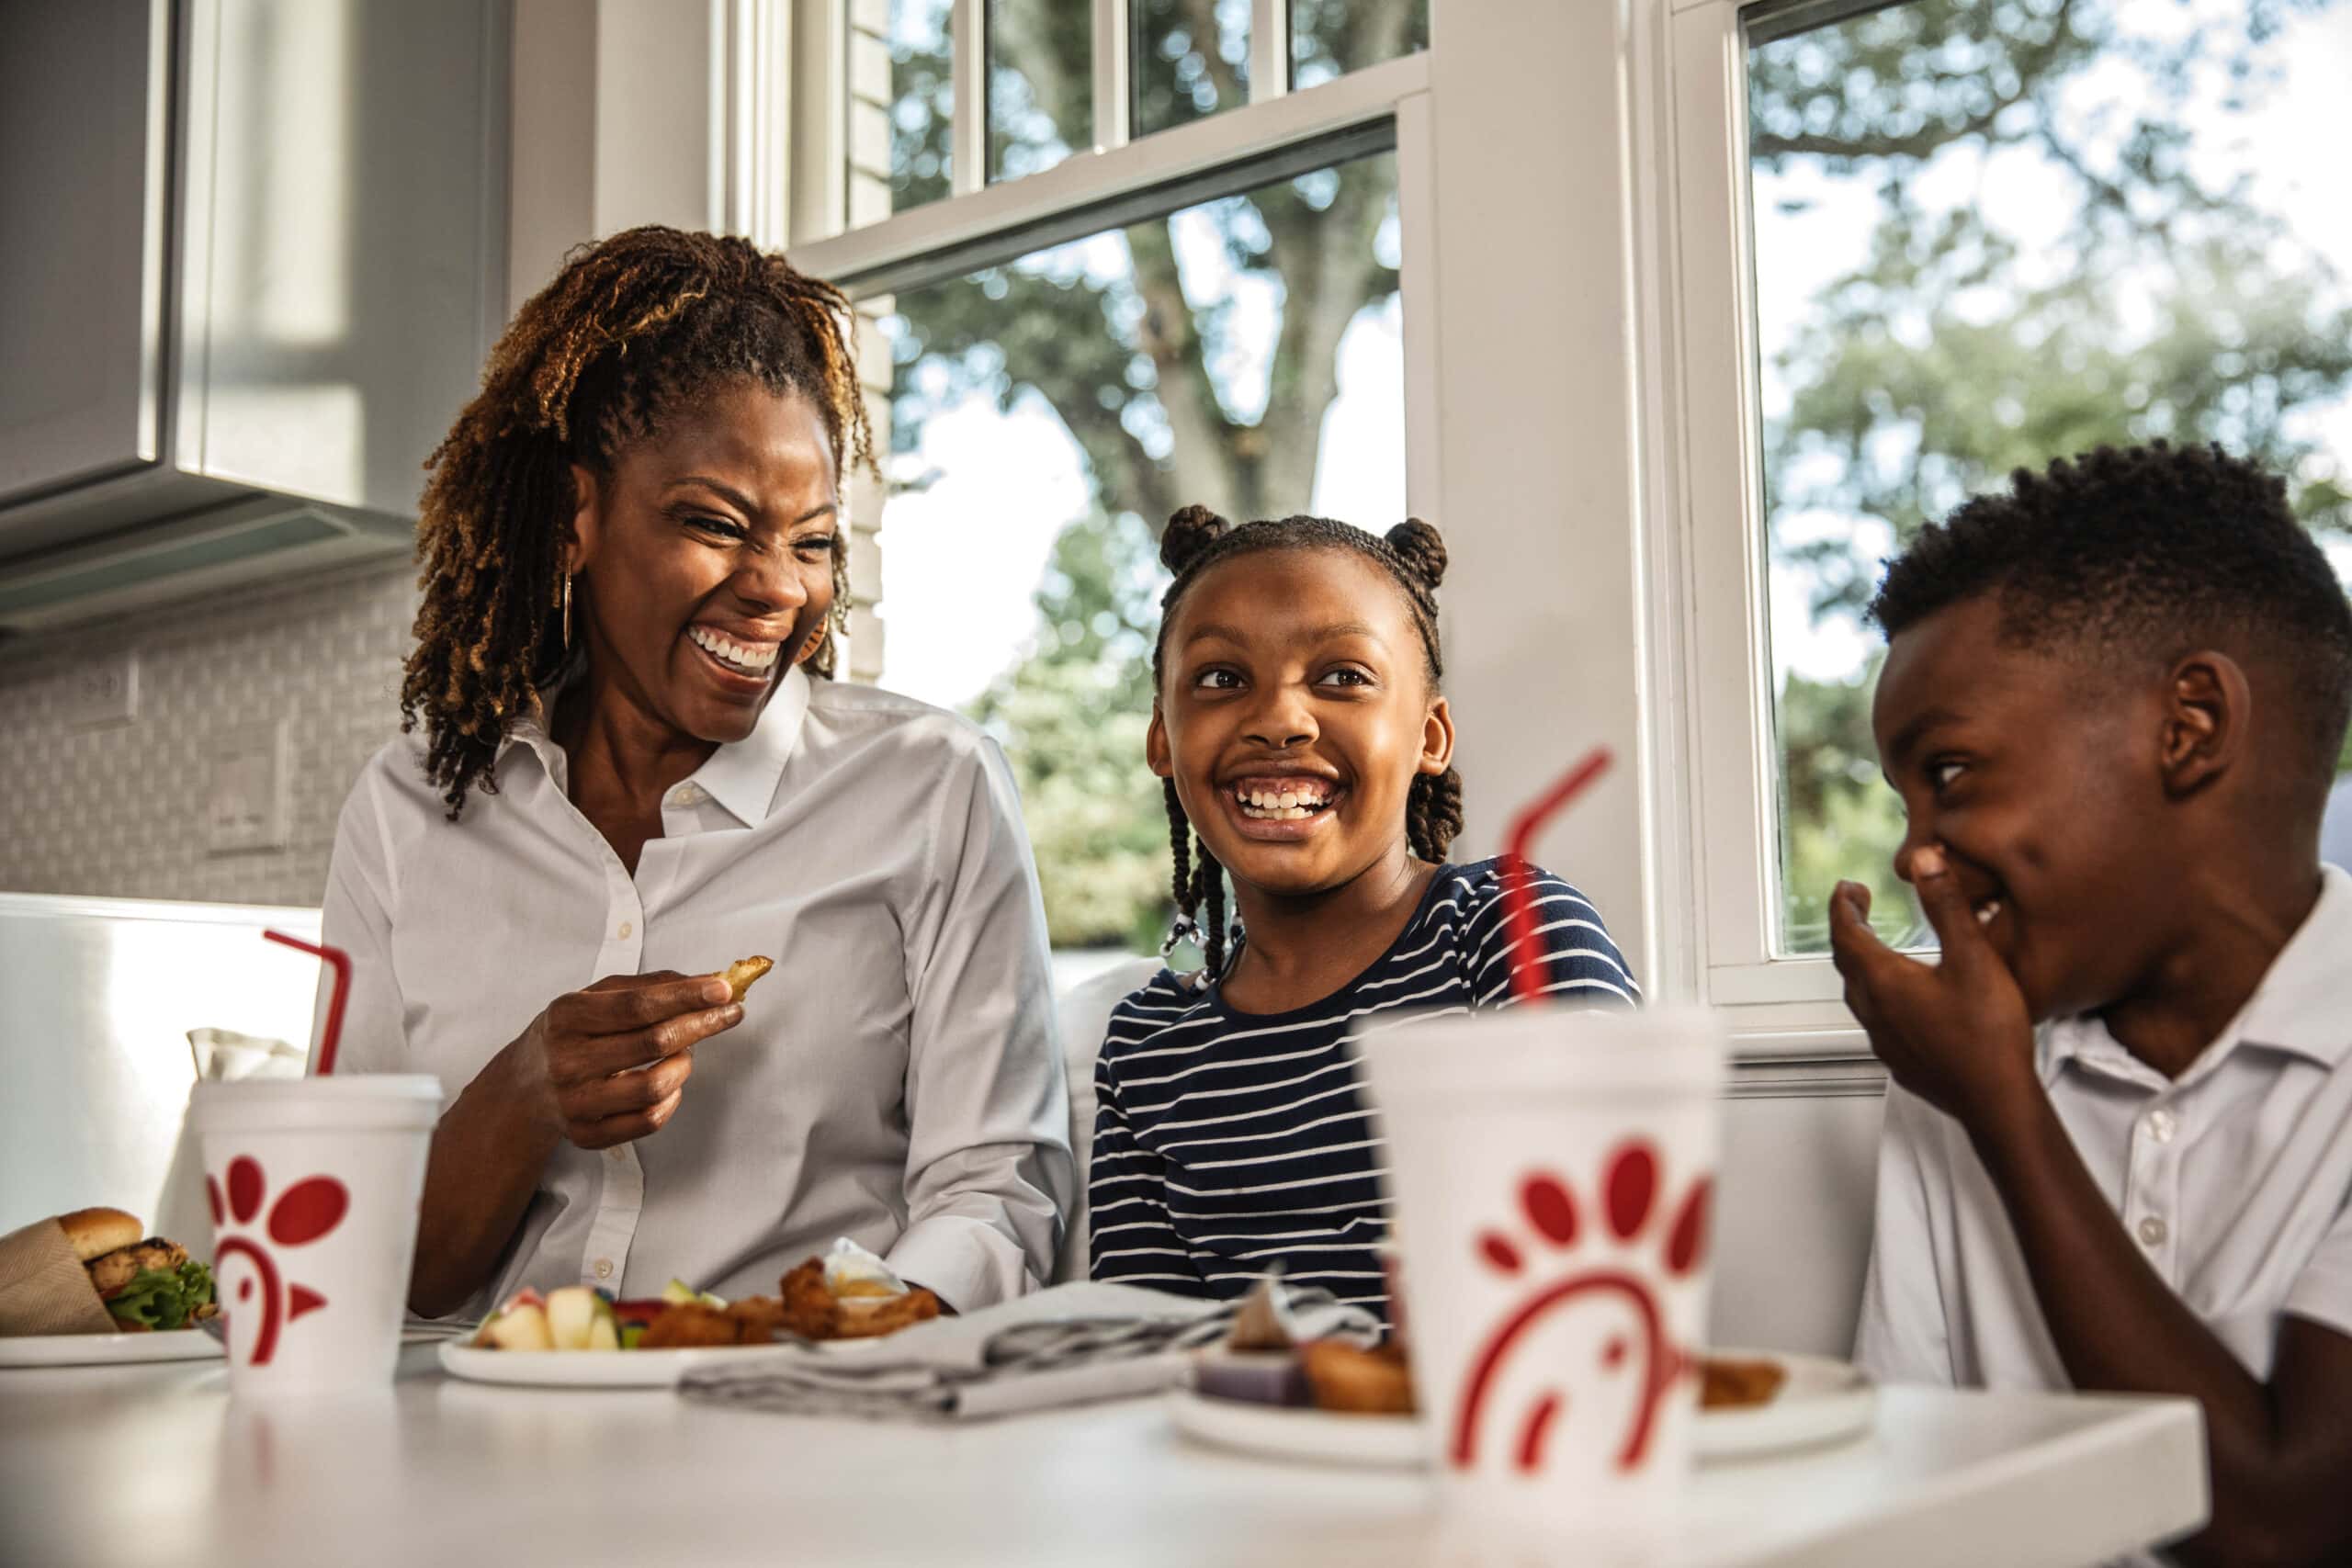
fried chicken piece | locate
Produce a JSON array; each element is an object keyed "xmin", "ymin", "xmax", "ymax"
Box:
[
  {"xmin": 1698, "ymin": 1354, "xmax": 1787, "ymax": 1410},
  {"xmin": 635, "ymin": 1303, "xmax": 743, "ymax": 1349},
  {"xmin": 719, "ymin": 956, "xmax": 773, "ymax": 1003},
  {"xmin": 768, "ymin": 1257, "xmax": 940, "ymax": 1340},
  {"xmin": 1301, "ymin": 1340, "xmax": 1417, "ymax": 1416},
  {"xmin": 85, "ymin": 1238, "xmax": 189, "ymax": 1300},
  {"xmin": 830, "ymin": 1288, "xmax": 941, "ymax": 1339}
]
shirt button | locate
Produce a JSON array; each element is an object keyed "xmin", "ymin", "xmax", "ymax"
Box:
[
  {"xmin": 2137, "ymin": 1215, "xmax": 2168, "ymax": 1249},
  {"xmin": 2147, "ymin": 1109, "xmax": 2177, "ymax": 1144},
  {"xmin": 617, "ymin": 920, "xmax": 632, "ymax": 939},
  {"xmin": 668, "ymin": 785, "xmax": 695, "ymax": 807},
  {"xmin": 605, "ymin": 1147, "xmax": 626, "ymax": 1162},
  {"xmin": 594, "ymin": 1258, "xmax": 614, "ymax": 1280}
]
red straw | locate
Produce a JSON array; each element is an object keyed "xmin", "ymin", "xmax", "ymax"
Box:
[
  {"xmin": 266, "ymin": 930, "xmax": 352, "ymax": 1077},
  {"xmin": 1498, "ymin": 748, "xmax": 1613, "ymax": 1006}
]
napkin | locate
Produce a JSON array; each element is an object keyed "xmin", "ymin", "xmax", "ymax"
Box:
[
  {"xmin": 0, "ymin": 1218, "xmax": 119, "ymax": 1337},
  {"xmin": 677, "ymin": 1280, "xmax": 1380, "ymax": 1422}
]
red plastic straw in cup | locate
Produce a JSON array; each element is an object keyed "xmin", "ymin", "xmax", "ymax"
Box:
[
  {"xmin": 1498, "ymin": 748, "xmax": 1613, "ymax": 1007},
  {"xmin": 265, "ymin": 930, "xmax": 352, "ymax": 1077}
]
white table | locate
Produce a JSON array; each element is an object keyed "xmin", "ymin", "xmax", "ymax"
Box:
[{"xmin": 0, "ymin": 1346, "xmax": 2205, "ymax": 1567}]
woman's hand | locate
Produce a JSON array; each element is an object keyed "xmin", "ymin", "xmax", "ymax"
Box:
[{"xmin": 512, "ymin": 971, "xmax": 743, "ymax": 1150}]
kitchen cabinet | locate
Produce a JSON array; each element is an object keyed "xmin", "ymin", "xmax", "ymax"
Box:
[{"xmin": 0, "ymin": 0, "xmax": 507, "ymax": 610}]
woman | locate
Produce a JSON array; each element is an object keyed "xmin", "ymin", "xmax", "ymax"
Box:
[{"xmin": 322, "ymin": 226, "xmax": 1071, "ymax": 1317}]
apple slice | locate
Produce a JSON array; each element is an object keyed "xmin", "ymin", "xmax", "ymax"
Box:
[
  {"xmin": 485, "ymin": 1302, "xmax": 554, "ymax": 1351},
  {"xmin": 546, "ymin": 1286, "xmax": 602, "ymax": 1350},
  {"xmin": 587, "ymin": 1297, "xmax": 621, "ymax": 1351}
]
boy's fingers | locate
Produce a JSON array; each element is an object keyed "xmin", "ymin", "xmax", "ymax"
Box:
[
  {"xmin": 1907, "ymin": 847, "xmax": 1989, "ymax": 976},
  {"xmin": 1827, "ymin": 881, "xmax": 1894, "ymax": 980}
]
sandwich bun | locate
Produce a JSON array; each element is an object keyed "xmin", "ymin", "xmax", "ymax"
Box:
[{"xmin": 56, "ymin": 1207, "xmax": 143, "ymax": 1263}]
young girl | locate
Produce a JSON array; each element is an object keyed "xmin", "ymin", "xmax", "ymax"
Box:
[{"xmin": 1087, "ymin": 506, "xmax": 1636, "ymax": 1322}]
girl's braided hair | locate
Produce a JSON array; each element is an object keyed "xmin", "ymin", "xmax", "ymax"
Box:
[
  {"xmin": 1149, "ymin": 506, "xmax": 1464, "ymax": 977},
  {"xmin": 402, "ymin": 225, "xmax": 875, "ymax": 819}
]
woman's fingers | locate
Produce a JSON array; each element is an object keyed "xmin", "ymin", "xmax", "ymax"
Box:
[
  {"xmin": 571, "ymin": 1085, "xmax": 690, "ymax": 1150},
  {"xmin": 555, "ymin": 1004, "xmax": 742, "ymax": 1082},
  {"xmin": 555, "ymin": 974, "xmax": 732, "ymax": 1034},
  {"xmin": 562, "ymin": 1047, "xmax": 696, "ymax": 1124}
]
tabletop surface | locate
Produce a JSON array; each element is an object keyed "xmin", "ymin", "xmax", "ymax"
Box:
[{"xmin": 0, "ymin": 1346, "xmax": 2207, "ymax": 1568}]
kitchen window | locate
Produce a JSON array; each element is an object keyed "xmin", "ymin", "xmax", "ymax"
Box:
[{"xmin": 1657, "ymin": 0, "xmax": 2352, "ymax": 1030}]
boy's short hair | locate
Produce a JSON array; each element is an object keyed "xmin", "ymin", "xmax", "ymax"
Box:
[{"xmin": 1869, "ymin": 442, "xmax": 2352, "ymax": 796}]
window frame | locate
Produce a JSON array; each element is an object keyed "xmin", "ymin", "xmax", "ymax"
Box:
[{"xmin": 1635, "ymin": 0, "xmax": 1878, "ymax": 1055}]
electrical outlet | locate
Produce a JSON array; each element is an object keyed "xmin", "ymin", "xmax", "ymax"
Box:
[
  {"xmin": 62, "ymin": 651, "xmax": 139, "ymax": 727},
  {"xmin": 206, "ymin": 719, "xmax": 291, "ymax": 855}
]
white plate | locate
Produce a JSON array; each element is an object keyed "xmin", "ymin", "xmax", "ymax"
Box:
[
  {"xmin": 1167, "ymin": 1350, "xmax": 1874, "ymax": 1470},
  {"xmin": 437, "ymin": 1336, "xmax": 877, "ymax": 1389},
  {"xmin": 0, "ymin": 1330, "xmax": 225, "ymax": 1369}
]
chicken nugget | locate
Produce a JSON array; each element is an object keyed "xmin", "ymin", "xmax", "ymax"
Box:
[
  {"xmin": 636, "ymin": 1302, "xmax": 741, "ymax": 1349},
  {"xmin": 1301, "ymin": 1340, "xmax": 1416, "ymax": 1416},
  {"xmin": 719, "ymin": 956, "xmax": 774, "ymax": 1003},
  {"xmin": 1698, "ymin": 1354, "xmax": 1786, "ymax": 1409}
]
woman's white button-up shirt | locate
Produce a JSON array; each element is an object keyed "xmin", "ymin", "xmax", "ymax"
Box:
[{"xmin": 317, "ymin": 664, "xmax": 1073, "ymax": 1314}]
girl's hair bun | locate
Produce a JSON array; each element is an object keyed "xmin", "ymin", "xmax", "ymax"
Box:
[
  {"xmin": 1385, "ymin": 516, "xmax": 1448, "ymax": 590},
  {"xmin": 1161, "ymin": 503, "xmax": 1231, "ymax": 572}
]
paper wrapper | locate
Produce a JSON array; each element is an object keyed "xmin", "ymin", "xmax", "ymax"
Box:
[{"xmin": 0, "ymin": 1219, "xmax": 118, "ymax": 1337}]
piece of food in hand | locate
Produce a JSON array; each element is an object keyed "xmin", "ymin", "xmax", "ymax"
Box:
[
  {"xmin": 1301, "ymin": 1339, "xmax": 1417, "ymax": 1416},
  {"xmin": 718, "ymin": 956, "xmax": 773, "ymax": 1003},
  {"xmin": 1698, "ymin": 1353, "xmax": 1787, "ymax": 1410},
  {"xmin": 59, "ymin": 1208, "xmax": 217, "ymax": 1333}
]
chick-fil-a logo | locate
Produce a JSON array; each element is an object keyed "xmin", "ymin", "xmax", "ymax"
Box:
[
  {"xmin": 208, "ymin": 1156, "xmax": 346, "ymax": 1366},
  {"xmin": 1453, "ymin": 1142, "xmax": 1712, "ymax": 1475}
]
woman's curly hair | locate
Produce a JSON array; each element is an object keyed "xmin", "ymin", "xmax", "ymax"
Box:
[
  {"xmin": 402, "ymin": 225, "xmax": 875, "ymax": 818},
  {"xmin": 1148, "ymin": 506, "xmax": 1463, "ymax": 977}
]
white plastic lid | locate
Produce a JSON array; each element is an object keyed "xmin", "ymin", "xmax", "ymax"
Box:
[{"xmin": 1358, "ymin": 1005, "xmax": 1726, "ymax": 1100}]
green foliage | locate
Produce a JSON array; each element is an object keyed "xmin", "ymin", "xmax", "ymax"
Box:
[
  {"xmin": 968, "ymin": 511, "xmax": 1173, "ymax": 948},
  {"xmin": 884, "ymin": 2, "xmax": 1413, "ymax": 950},
  {"xmin": 1753, "ymin": 0, "xmax": 2352, "ymax": 950}
]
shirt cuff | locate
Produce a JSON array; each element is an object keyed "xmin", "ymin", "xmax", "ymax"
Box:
[{"xmin": 888, "ymin": 1214, "xmax": 1036, "ymax": 1314}]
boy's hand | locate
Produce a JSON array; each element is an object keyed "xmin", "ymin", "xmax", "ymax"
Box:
[{"xmin": 1827, "ymin": 847, "xmax": 2039, "ymax": 1134}]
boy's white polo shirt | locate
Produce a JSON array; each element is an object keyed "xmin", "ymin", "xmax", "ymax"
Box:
[{"xmin": 1856, "ymin": 864, "xmax": 2352, "ymax": 1389}]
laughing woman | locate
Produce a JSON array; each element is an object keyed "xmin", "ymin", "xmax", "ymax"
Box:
[{"xmin": 321, "ymin": 227, "xmax": 1071, "ymax": 1317}]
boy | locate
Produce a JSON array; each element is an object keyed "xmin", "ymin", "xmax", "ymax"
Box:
[{"xmin": 1831, "ymin": 444, "xmax": 2352, "ymax": 1568}]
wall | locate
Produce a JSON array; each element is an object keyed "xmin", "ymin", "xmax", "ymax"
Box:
[{"xmin": 0, "ymin": 561, "xmax": 417, "ymax": 908}]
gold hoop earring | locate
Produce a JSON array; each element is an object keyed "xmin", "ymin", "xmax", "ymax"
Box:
[{"xmin": 560, "ymin": 571, "xmax": 573, "ymax": 653}]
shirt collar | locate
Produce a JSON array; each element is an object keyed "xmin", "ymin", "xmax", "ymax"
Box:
[
  {"xmin": 503, "ymin": 662, "xmax": 813, "ymax": 829},
  {"xmin": 2041, "ymin": 863, "xmax": 2352, "ymax": 1088}
]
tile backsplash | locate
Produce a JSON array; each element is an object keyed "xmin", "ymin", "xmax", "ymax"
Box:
[{"xmin": 0, "ymin": 561, "xmax": 419, "ymax": 908}]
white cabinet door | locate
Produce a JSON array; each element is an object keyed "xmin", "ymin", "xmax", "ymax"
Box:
[{"xmin": 0, "ymin": 0, "xmax": 172, "ymax": 502}]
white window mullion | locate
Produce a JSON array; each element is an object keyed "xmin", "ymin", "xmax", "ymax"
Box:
[
  {"xmin": 1091, "ymin": 0, "xmax": 1132, "ymax": 152},
  {"xmin": 950, "ymin": 0, "xmax": 988, "ymax": 196},
  {"xmin": 1249, "ymin": 0, "xmax": 1290, "ymax": 104},
  {"xmin": 788, "ymin": 0, "xmax": 850, "ymax": 243}
]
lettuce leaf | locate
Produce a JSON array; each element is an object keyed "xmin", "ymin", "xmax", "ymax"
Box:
[{"xmin": 106, "ymin": 1260, "xmax": 215, "ymax": 1332}]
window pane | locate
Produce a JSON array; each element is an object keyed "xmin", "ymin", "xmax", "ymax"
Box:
[
  {"xmin": 989, "ymin": 0, "xmax": 1091, "ymax": 182},
  {"xmin": 850, "ymin": 0, "xmax": 953, "ymax": 228},
  {"xmin": 874, "ymin": 154, "xmax": 1406, "ymax": 955},
  {"xmin": 1291, "ymin": 0, "xmax": 1428, "ymax": 91},
  {"xmin": 1747, "ymin": 0, "xmax": 2352, "ymax": 955},
  {"xmin": 1134, "ymin": 0, "xmax": 1251, "ymax": 137}
]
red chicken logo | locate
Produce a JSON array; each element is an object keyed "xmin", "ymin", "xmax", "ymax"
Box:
[
  {"xmin": 207, "ymin": 1156, "xmax": 347, "ymax": 1366},
  {"xmin": 1454, "ymin": 1142, "xmax": 1713, "ymax": 1475}
]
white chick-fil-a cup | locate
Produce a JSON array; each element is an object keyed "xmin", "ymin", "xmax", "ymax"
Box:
[
  {"xmin": 1361, "ymin": 1006, "xmax": 1725, "ymax": 1557},
  {"xmin": 189, "ymin": 1076, "xmax": 441, "ymax": 1397}
]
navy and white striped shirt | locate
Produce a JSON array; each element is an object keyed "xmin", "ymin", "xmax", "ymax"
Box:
[{"xmin": 1087, "ymin": 859, "xmax": 1636, "ymax": 1323}]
